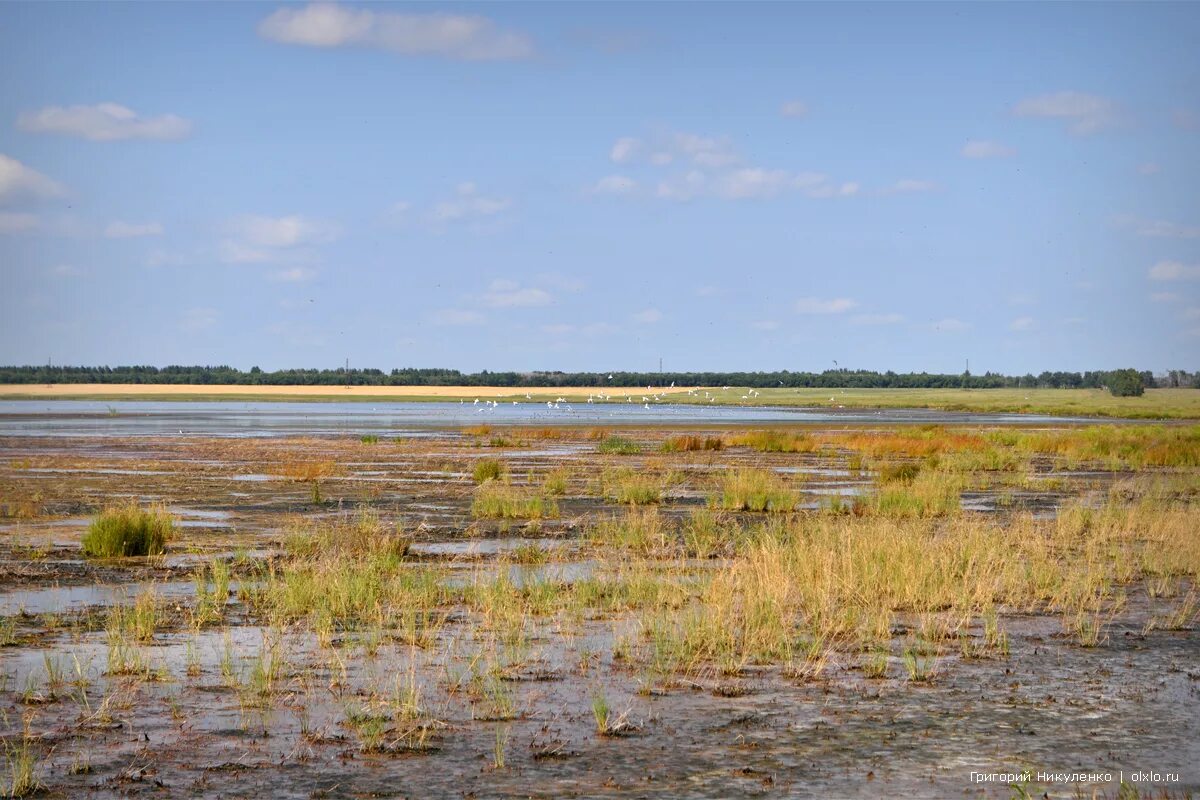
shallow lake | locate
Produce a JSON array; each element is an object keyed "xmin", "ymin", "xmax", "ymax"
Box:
[{"xmin": 0, "ymin": 399, "xmax": 1092, "ymax": 438}]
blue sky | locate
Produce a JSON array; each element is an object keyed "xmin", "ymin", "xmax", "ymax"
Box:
[{"xmin": 1, "ymin": 2, "xmax": 1198, "ymax": 375}]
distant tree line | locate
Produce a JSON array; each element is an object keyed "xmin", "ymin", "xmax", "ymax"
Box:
[{"xmin": 2, "ymin": 365, "xmax": 1195, "ymax": 392}]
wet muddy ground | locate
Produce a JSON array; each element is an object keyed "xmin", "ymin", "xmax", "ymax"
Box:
[{"xmin": 1, "ymin": 425, "xmax": 1197, "ymax": 798}]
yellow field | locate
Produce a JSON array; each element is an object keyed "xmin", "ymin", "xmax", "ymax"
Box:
[{"xmin": 0, "ymin": 383, "xmax": 695, "ymax": 399}]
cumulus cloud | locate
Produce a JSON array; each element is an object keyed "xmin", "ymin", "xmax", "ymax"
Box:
[
  {"xmin": 930, "ymin": 318, "xmax": 970, "ymax": 332},
  {"xmin": 0, "ymin": 154, "xmax": 64, "ymax": 202},
  {"xmin": 1009, "ymin": 316, "xmax": 1036, "ymax": 331},
  {"xmin": 961, "ymin": 139, "xmax": 1016, "ymax": 158},
  {"xmin": 633, "ymin": 308, "xmax": 662, "ymax": 323},
  {"xmin": 795, "ymin": 297, "xmax": 857, "ymax": 314},
  {"xmin": 610, "ymin": 137, "xmax": 640, "ymax": 164},
  {"xmin": 1013, "ymin": 91, "xmax": 1116, "ymax": 135},
  {"xmin": 1149, "ymin": 260, "xmax": 1200, "ymax": 281},
  {"xmin": 0, "ymin": 211, "xmax": 38, "ymax": 233},
  {"xmin": 593, "ymin": 174, "xmax": 636, "ymax": 195},
  {"xmin": 481, "ymin": 279, "xmax": 552, "ymax": 308},
  {"xmin": 104, "ymin": 221, "xmax": 164, "ymax": 239},
  {"xmin": 780, "ymin": 100, "xmax": 808, "ymax": 118},
  {"xmin": 220, "ymin": 214, "xmax": 340, "ymax": 263},
  {"xmin": 258, "ymin": 3, "xmax": 533, "ymax": 60},
  {"xmin": 18, "ymin": 103, "xmax": 191, "ymax": 141},
  {"xmin": 432, "ymin": 309, "xmax": 485, "ymax": 326},
  {"xmin": 428, "ymin": 182, "xmax": 511, "ymax": 225},
  {"xmin": 604, "ymin": 129, "xmax": 864, "ymax": 202}
]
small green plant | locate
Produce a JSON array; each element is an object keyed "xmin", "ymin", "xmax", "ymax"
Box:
[
  {"xmin": 541, "ymin": 467, "xmax": 570, "ymax": 495},
  {"xmin": 472, "ymin": 482, "xmax": 558, "ymax": 519},
  {"xmin": 473, "ymin": 458, "xmax": 505, "ymax": 484},
  {"xmin": 597, "ymin": 435, "xmax": 641, "ymax": 455},
  {"xmin": 591, "ymin": 689, "xmax": 610, "ymax": 733},
  {"xmin": 360, "ymin": 434, "xmax": 380, "ymax": 444},
  {"xmin": 82, "ymin": 504, "xmax": 173, "ymax": 557},
  {"xmin": 712, "ymin": 469, "xmax": 797, "ymax": 512},
  {"xmin": 4, "ymin": 729, "xmax": 41, "ymax": 798}
]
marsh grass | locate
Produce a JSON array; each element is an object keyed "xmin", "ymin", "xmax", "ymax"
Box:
[
  {"xmin": 597, "ymin": 436, "xmax": 641, "ymax": 455},
  {"xmin": 82, "ymin": 504, "xmax": 173, "ymax": 557},
  {"xmin": 280, "ymin": 459, "xmax": 339, "ymax": 503},
  {"xmin": 660, "ymin": 434, "xmax": 724, "ymax": 452},
  {"xmin": 472, "ymin": 459, "xmax": 505, "ymax": 484},
  {"xmin": 730, "ymin": 430, "xmax": 817, "ymax": 453},
  {"xmin": 590, "ymin": 509, "xmax": 673, "ymax": 557},
  {"xmin": 541, "ymin": 466, "xmax": 570, "ymax": 495},
  {"xmin": 472, "ymin": 482, "xmax": 558, "ymax": 519},
  {"xmin": 712, "ymin": 469, "xmax": 798, "ymax": 512},
  {"xmin": 603, "ymin": 468, "xmax": 663, "ymax": 505},
  {"xmin": 4, "ymin": 727, "xmax": 40, "ymax": 798}
]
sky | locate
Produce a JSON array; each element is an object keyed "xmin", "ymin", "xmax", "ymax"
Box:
[{"xmin": 0, "ymin": 2, "xmax": 1198, "ymax": 376}]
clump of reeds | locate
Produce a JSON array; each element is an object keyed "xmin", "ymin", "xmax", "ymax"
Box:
[
  {"xmin": 597, "ymin": 435, "xmax": 642, "ymax": 455},
  {"xmin": 81, "ymin": 504, "xmax": 173, "ymax": 557},
  {"xmin": 730, "ymin": 430, "xmax": 816, "ymax": 453},
  {"xmin": 473, "ymin": 458, "xmax": 505, "ymax": 484},
  {"xmin": 711, "ymin": 469, "xmax": 797, "ymax": 512},
  {"xmin": 472, "ymin": 482, "xmax": 558, "ymax": 519},
  {"xmin": 661, "ymin": 434, "xmax": 724, "ymax": 452}
]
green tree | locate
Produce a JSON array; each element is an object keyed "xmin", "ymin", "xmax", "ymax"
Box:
[{"xmin": 1106, "ymin": 368, "xmax": 1144, "ymax": 397}]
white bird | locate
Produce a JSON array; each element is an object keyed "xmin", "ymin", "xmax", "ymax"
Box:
[
  {"xmin": 525, "ymin": 393, "xmax": 532, "ymax": 400},
  {"xmin": 547, "ymin": 401, "xmax": 553, "ymax": 408},
  {"xmin": 643, "ymin": 403, "xmax": 650, "ymax": 409},
  {"xmin": 608, "ymin": 374, "xmax": 613, "ymax": 380},
  {"xmin": 473, "ymin": 398, "xmax": 479, "ymax": 405}
]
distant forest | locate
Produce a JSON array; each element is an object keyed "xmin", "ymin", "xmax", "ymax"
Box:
[{"xmin": 2, "ymin": 365, "xmax": 1198, "ymax": 389}]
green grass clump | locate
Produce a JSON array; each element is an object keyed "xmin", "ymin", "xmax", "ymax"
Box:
[
  {"xmin": 472, "ymin": 482, "xmax": 558, "ymax": 519},
  {"xmin": 712, "ymin": 469, "xmax": 798, "ymax": 512},
  {"xmin": 82, "ymin": 504, "xmax": 173, "ymax": 557},
  {"xmin": 604, "ymin": 468, "xmax": 663, "ymax": 505},
  {"xmin": 877, "ymin": 462, "xmax": 921, "ymax": 483},
  {"xmin": 541, "ymin": 467, "xmax": 570, "ymax": 496},
  {"xmin": 473, "ymin": 458, "xmax": 505, "ymax": 484},
  {"xmin": 360, "ymin": 434, "xmax": 380, "ymax": 444},
  {"xmin": 597, "ymin": 436, "xmax": 641, "ymax": 455}
]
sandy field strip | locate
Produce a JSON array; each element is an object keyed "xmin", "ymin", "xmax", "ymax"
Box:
[{"xmin": 0, "ymin": 383, "xmax": 696, "ymax": 399}]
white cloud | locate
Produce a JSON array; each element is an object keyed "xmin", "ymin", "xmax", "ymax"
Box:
[
  {"xmin": 269, "ymin": 267, "xmax": 317, "ymax": 282},
  {"xmin": 1150, "ymin": 292, "xmax": 1180, "ymax": 303},
  {"xmin": 780, "ymin": 100, "xmax": 808, "ymax": 118},
  {"xmin": 180, "ymin": 307, "xmax": 219, "ymax": 332},
  {"xmin": 18, "ymin": 103, "xmax": 191, "ymax": 141},
  {"xmin": 1009, "ymin": 316, "xmax": 1036, "ymax": 331},
  {"xmin": 608, "ymin": 129, "xmax": 859, "ymax": 202},
  {"xmin": 851, "ymin": 313, "xmax": 905, "ymax": 326},
  {"xmin": 593, "ymin": 174, "xmax": 636, "ymax": 195},
  {"xmin": 258, "ymin": 3, "xmax": 533, "ymax": 60},
  {"xmin": 610, "ymin": 137, "xmax": 640, "ymax": 164},
  {"xmin": 879, "ymin": 179, "xmax": 936, "ymax": 195},
  {"xmin": 49, "ymin": 264, "xmax": 81, "ymax": 277},
  {"xmin": 541, "ymin": 323, "xmax": 574, "ymax": 335},
  {"xmin": 717, "ymin": 168, "xmax": 794, "ymax": 199},
  {"xmin": 633, "ymin": 308, "xmax": 662, "ymax": 323},
  {"xmin": 930, "ymin": 318, "xmax": 970, "ymax": 332},
  {"xmin": 1013, "ymin": 91, "xmax": 1116, "ymax": 135},
  {"xmin": 0, "ymin": 154, "xmax": 64, "ymax": 202},
  {"xmin": 961, "ymin": 139, "xmax": 1015, "ymax": 159},
  {"xmin": 1149, "ymin": 260, "xmax": 1200, "ymax": 281},
  {"xmin": 1118, "ymin": 216, "xmax": 1200, "ymax": 239},
  {"xmin": 104, "ymin": 221, "xmax": 164, "ymax": 239},
  {"xmin": 220, "ymin": 214, "xmax": 339, "ymax": 264},
  {"xmin": 1183, "ymin": 307, "xmax": 1200, "ymax": 320},
  {"xmin": 432, "ymin": 308, "xmax": 485, "ymax": 326},
  {"xmin": 1138, "ymin": 162, "xmax": 1161, "ymax": 176},
  {"xmin": 428, "ymin": 182, "xmax": 511, "ymax": 225},
  {"xmin": 229, "ymin": 214, "xmax": 339, "ymax": 248},
  {"xmin": 795, "ymin": 297, "xmax": 857, "ymax": 314},
  {"xmin": 0, "ymin": 211, "xmax": 38, "ymax": 233},
  {"xmin": 481, "ymin": 279, "xmax": 552, "ymax": 308}
]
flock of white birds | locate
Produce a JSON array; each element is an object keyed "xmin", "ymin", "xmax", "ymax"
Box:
[{"xmin": 453, "ymin": 383, "xmax": 795, "ymax": 414}]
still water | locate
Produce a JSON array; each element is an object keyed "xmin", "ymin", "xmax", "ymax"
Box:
[{"xmin": 0, "ymin": 400, "xmax": 1092, "ymax": 438}]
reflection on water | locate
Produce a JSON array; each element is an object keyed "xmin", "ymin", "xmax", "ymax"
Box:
[{"xmin": 0, "ymin": 400, "xmax": 1088, "ymax": 438}]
